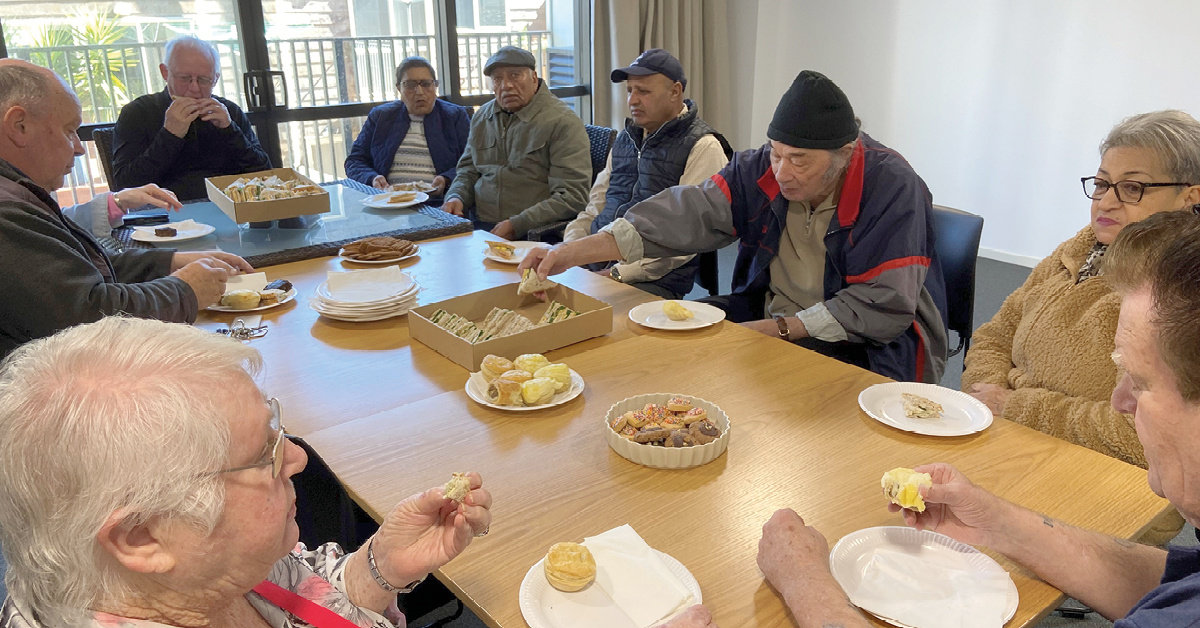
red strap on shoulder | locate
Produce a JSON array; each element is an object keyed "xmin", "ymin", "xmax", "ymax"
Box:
[{"xmin": 253, "ymin": 579, "xmax": 365, "ymax": 628}]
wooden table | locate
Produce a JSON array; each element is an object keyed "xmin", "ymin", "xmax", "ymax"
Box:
[{"xmin": 204, "ymin": 230, "xmax": 1172, "ymax": 628}]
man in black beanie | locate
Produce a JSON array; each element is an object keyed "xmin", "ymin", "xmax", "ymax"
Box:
[{"xmin": 520, "ymin": 70, "xmax": 949, "ymax": 384}]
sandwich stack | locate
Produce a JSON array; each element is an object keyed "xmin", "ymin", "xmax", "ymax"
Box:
[{"xmin": 309, "ymin": 266, "xmax": 419, "ymax": 322}]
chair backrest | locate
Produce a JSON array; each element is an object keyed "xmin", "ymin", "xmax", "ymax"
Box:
[
  {"xmin": 91, "ymin": 125, "xmax": 117, "ymax": 185},
  {"xmin": 931, "ymin": 204, "xmax": 984, "ymax": 356},
  {"xmin": 584, "ymin": 125, "xmax": 617, "ymax": 185},
  {"xmin": 695, "ymin": 251, "xmax": 720, "ymax": 296}
]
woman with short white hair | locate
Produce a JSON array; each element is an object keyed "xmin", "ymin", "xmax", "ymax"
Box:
[{"xmin": 0, "ymin": 317, "xmax": 491, "ymax": 628}]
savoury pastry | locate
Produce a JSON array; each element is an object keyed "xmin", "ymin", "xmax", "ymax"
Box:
[
  {"xmin": 881, "ymin": 467, "xmax": 933, "ymax": 512},
  {"xmin": 543, "ymin": 542, "xmax": 596, "ymax": 592},
  {"xmin": 534, "ymin": 363, "xmax": 571, "ymax": 392},
  {"xmin": 513, "ymin": 353, "xmax": 551, "ymax": 374},
  {"xmin": 443, "ymin": 472, "xmax": 471, "ymax": 502},
  {"xmin": 486, "ymin": 378, "xmax": 523, "ymax": 406},
  {"xmin": 521, "ymin": 377, "xmax": 557, "ymax": 406},
  {"xmin": 480, "ymin": 355, "xmax": 515, "ymax": 382},
  {"xmin": 499, "ymin": 369, "xmax": 533, "ymax": 384}
]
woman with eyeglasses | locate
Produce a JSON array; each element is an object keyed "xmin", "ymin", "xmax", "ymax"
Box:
[
  {"xmin": 0, "ymin": 317, "xmax": 492, "ymax": 628},
  {"xmin": 345, "ymin": 56, "xmax": 471, "ymax": 203},
  {"xmin": 964, "ymin": 110, "xmax": 1200, "ymax": 500}
]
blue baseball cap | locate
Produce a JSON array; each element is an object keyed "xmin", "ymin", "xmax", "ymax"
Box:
[{"xmin": 610, "ymin": 48, "xmax": 686, "ymax": 89}]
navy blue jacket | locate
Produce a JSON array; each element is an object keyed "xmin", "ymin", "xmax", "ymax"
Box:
[{"xmin": 344, "ymin": 99, "xmax": 470, "ymax": 188}]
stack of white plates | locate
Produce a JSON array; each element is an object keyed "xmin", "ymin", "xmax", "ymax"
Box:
[{"xmin": 308, "ymin": 266, "xmax": 419, "ymax": 322}]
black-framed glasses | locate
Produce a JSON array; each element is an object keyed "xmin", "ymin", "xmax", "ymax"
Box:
[
  {"xmin": 214, "ymin": 398, "xmax": 287, "ymax": 479},
  {"xmin": 1081, "ymin": 176, "xmax": 1191, "ymax": 204},
  {"xmin": 400, "ymin": 80, "xmax": 438, "ymax": 92}
]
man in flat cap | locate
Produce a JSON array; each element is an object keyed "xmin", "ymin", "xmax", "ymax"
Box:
[
  {"xmin": 522, "ymin": 70, "xmax": 949, "ymax": 383},
  {"xmin": 563, "ymin": 48, "xmax": 731, "ymax": 299},
  {"xmin": 442, "ymin": 46, "xmax": 591, "ymax": 240}
]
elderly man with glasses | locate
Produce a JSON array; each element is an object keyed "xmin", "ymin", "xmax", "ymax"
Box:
[
  {"xmin": 345, "ymin": 56, "xmax": 471, "ymax": 204},
  {"xmin": 111, "ymin": 35, "xmax": 272, "ymax": 201},
  {"xmin": 441, "ymin": 46, "xmax": 591, "ymax": 240}
]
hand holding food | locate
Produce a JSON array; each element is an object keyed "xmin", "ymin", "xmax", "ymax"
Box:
[
  {"xmin": 881, "ymin": 467, "xmax": 933, "ymax": 512},
  {"xmin": 543, "ymin": 542, "xmax": 596, "ymax": 592},
  {"xmin": 443, "ymin": 472, "xmax": 471, "ymax": 503},
  {"xmin": 172, "ymin": 258, "xmax": 234, "ymax": 308},
  {"xmin": 517, "ymin": 268, "xmax": 558, "ymax": 296}
]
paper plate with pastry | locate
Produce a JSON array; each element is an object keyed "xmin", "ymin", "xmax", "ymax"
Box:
[
  {"xmin": 857, "ymin": 382, "xmax": 992, "ymax": 437},
  {"xmin": 464, "ymin": 354, "xmax": 584, "ymax": 411},
  {"xmin": 627, "ymin": 300, "xmax": 726, "ymax": 330},
  {"xmin": 207, "ymin": 272, "xmax": 297, "ymax": 312},
  {"xmin": 130, "ymin": 219, "xmax": 215, "ymax": 243},
  {"xmin": 829, "ymin": 526, "xmax": 1017, "ymax": 628},
  {"xmin": 361, "ymin": 191, "xmax": 428, "ymax": 209},
  {"xmin": 604, "ymin": 393, "xmax": 730, "ymax": 469},
  {"xmin": 388, "ymin": 181, "xmax": 438, "ymax": 194},
  {"xmin": 482, "ymin": 240, "xmax": 548, "ymax": 264},
  {"xmin": 519, "ymin": 524, "xmax": 703, "ymax": 628}
]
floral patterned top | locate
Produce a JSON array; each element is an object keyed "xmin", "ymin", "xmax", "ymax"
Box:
[{"xmin": 0, "ymin": 543, "xmax": 405, "ymax": 628}]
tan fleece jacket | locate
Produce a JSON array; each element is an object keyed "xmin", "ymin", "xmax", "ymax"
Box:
[{"xmin": 963, "ymin": 226, "xmax": 1144, "ymax": 467}]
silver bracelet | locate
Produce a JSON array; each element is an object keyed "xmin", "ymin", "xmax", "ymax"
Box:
[{"xmin": 366, "ymin": 537, "xmax": 423, "ymax": 593}]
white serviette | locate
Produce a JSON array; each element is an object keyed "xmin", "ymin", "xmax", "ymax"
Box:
[
  {"xmin": 850, "ymin": 547, "xmax": 1010, "ymax": 628},
  {"xmin": 134, "ymin": 219, "xmax": 202, "ymax": 234},
  {"xmin": 582, "ymin": 525, "xmax": 695, "ymax": 628},
  {"xmin": 326, "ymin": 266, "xmax": 410, "ymax": 303},
  {"xmin": 222, "ymin": 272, "xmax": 267, "ymax": 295}
]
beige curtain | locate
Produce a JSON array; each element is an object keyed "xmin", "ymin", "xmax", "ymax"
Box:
[{"xmin": 592, "ymin": 0, "xmax": 731, "ymax": 139}]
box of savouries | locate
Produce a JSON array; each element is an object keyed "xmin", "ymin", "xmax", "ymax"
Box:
[{"xmin": 410, "ymin": 283, "xmax": 613, "ymax": 371}]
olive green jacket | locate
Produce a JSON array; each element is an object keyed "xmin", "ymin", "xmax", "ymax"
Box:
[{"xmin": 446, "ymin": 80, "xmax": 591, "ymax": 237}]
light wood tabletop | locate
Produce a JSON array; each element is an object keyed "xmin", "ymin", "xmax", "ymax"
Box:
[{"xmin": 210, "ymin": 231, "xmax": 1172, "ymax": 628}]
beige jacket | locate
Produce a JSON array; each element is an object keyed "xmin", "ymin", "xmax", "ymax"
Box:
[{"xmin": 963, "ymin": 226, "xmax": 1144, "ymax": 467}]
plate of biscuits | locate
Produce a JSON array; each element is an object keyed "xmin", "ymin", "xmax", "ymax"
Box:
[
  {"xmin": 465, "ymin": 353, "xmax": 584, "ymax": 411},
  {"xmin": 857, "ymin": 382, "xmax": 993, "ymax": 437},
  {"xmin": 604, "ymin": 393, "xmax": 730, "ymax": 469},
  {"xmin": 363, "ymin": 191, "xmax": 428, "ymax": 209},
  {"xmin": 339, "ymin": 236, "xmax": 419, "ymax": 264}
]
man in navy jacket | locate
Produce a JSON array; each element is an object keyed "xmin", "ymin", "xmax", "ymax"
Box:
[{"xmin": 345, "ymin": 57, "xmax": 470, "ymax": 203}]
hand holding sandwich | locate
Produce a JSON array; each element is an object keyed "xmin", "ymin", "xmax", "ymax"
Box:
[{"xmin": 164, "ymin": 97, "xmax": 204, "ymax": 137}]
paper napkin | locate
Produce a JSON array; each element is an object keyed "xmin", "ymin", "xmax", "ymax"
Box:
[
  {"xmin": 850, "ymin": 547, "xmax": 1010, "ymax": 628},
  {"xmin": 583, "ymin": 525, "xmax": 695, "ymax": 627},
  {"xmin": 326, "ymin": 266, "xmax": 410, "ymax": 302}
]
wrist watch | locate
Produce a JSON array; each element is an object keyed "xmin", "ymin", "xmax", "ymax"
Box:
[
  {"xmin": 609, "ymin": 266, "xmax": 622, "ymax": 282},
  {"xmin": 773, "ymin": 315, "xmax": 790, "ymax": 340}
]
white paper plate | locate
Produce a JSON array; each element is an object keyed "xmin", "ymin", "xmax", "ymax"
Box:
[
  {"xmin": 627, "ymin": 301, "xmax": 726, "ymax": 330},
  {"xmin": 388, "ymin": 181, "xmax": 438, "ymax": 194},
  {"xmin": 338, "ymin": 244, "xmax": 419, "ymax": 264},
  {"xmin": 315, "ymin": 273, "xmax": 417, "ymax": 304},
  {"xmin": 519, "ymin": 549, "xmax": 702, "ymax": 628},
  {"xmin": 130, "ymin": 222, "xmax": 216, "ymax": 243},
  {"xmin": 829, "ymin": 526, "xmax": 1017, "ymax": 628},
  {"xmin": 604, "ymin": 393, "xmax": 730, "ymax": 469},
  {"xmin": 483, "ymin": 241, "xmax": 549, "ymax": 264},
  {"xmin": 207, "ymin": 288, "xmax": 297, "ymax": 313},
  {"xmin": 858, "ymin": 383, "xmax": 993, "ymax": 437},
  {"xmin": 362, "ymin": 191, "xmax": 429, "ymax": 209},
  {"xmin": 309, "ymin": 301, "xmax": 411, "ymax": 322},
  {"xmin": 464, "ymin": 369, "xmax": 584, "ymax": 411}
]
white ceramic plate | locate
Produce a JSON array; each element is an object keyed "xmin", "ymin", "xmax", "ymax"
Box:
[
  {"xmin": 207, "ymin": 288, "xmax": 297, "ymax": 313},
  {"xmin": 309, "ymin": 301, "xmax": 411, "ymax": 322},
  {"xmin": 627, "ymin": 301, "xmax": 726, "ymax": 330},
  {"xmin": 519, "ymin": 549, "xmax": 702, "ymax": 628},
  {"xmin": 362, "ymin": 191, "xmax": 429, "ymax": 209},
  {"xmin": 857, "ymin": 382, "xmax": 993, "ymax": 437},
  {"xmin": 338, "ymin": 244, "xmax": 420, "ymax": 264},
  {"xmin": 130, "ymin": 222, "xmax": 216, "ymax": 243},
  {"xmin": 604, "ymin": 393, "xmax": 730, "ymax": 469},
  {"xmin": 829, "ymin": 526, "xmax": 1017, "ymax": 628},
  {"xmin": 482, "ymin": 241, "xmax": 549, "ymax": 264},
  {"xmin": 464, "ymin": 369, "xmax": 584, "ymax": 411}
]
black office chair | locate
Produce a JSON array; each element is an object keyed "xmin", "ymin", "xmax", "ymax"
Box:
[
  {"xmin": 931, "ymin": 205, "xmax": 984, "ymax": 363},
  {"xmin": 91, "ymin": 125, "xmax": 117, "ymax": 185},
  {"xmin": 525, "ymin": 124, "xmax": 617, "ymax": 244}
]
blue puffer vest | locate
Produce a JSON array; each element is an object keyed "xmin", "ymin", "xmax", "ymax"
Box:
[{"xmin": 590, "ymin": 100, "xmax": 722, "ymax": 296}]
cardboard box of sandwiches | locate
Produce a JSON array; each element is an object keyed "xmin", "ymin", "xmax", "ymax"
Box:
[
  {"xmin": 410, "ymin": 283, "xmax": 613, "ymax": 371},
  {"xmin": 205, "ymin": 167, "xmax": 330, "ymax": 224}
]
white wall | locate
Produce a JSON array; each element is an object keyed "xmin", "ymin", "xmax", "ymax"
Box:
[{"xmin": 735, "ymin": 0, "xmax": 1200, "ymax": 264}]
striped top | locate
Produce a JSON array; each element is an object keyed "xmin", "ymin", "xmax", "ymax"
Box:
[{"xmin": 387, "ymin": 115, "xmax": 437, "ymax": 184}]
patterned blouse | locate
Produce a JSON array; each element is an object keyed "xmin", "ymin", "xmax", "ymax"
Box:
[{"xmin": 0, "ymin": 543, "xmax": 405, "ymax": 628}]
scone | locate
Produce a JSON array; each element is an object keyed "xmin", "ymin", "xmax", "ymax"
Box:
[
  {"xmin": 521, "ymin": 377, "xmax": 557, "ymax": 405},
  {"xmin": 543, "ymin": 542, "xmax": 596, "ymax": 592},
  {"xmin": 443, "ymin": 472, "xmax": 471, "ymax": 502},
  {"xmin": 881, "ymin": 467, "xmax": 933, "ymax": 512},
  {"xmin": 486, "ymin": 378, "xmax": 523, "ymax": 406},
  {"xmin": 513, "ymin": 353, "xmax": 551, "ymax": 374},
  {"xmin": 480, "ymin": 355, "xmax": 515, "ymax": 382},
  {"xmin": 534, "ymin": 363, "xmax": 571, "ymax": 392},
  {"xmin": 220, "ymin": 290, "xmax": 261, "ymax": 310},
  {"xmin": 901, "ymin": 392, "xmax": 943, "ymax": 419}
]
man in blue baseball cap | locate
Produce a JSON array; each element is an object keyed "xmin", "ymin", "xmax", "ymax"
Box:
[{"xmin": 563, "ymin": 48, "xmax": 731, "ymax": 299}]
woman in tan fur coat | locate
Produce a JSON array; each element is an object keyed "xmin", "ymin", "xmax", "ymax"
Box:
[{"xmin": 964, "ymin": 110, "xmax": 1200, "ymax": 469}]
